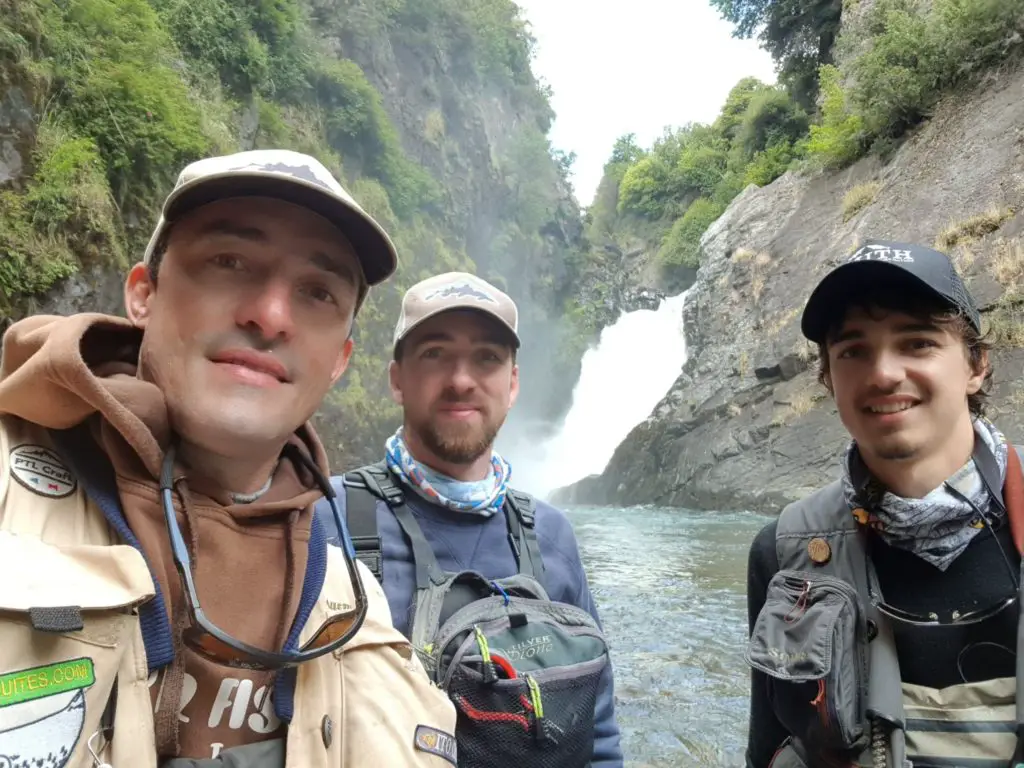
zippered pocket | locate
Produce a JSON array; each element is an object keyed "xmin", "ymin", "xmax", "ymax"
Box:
[{"xmin": 745, "ymin": 569, "xmax": 868, "ymax": 749}]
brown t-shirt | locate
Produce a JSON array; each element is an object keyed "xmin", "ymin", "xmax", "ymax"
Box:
[{"xmin": 0, "ymin": 314, "xmax": 326, "ymax": 758}]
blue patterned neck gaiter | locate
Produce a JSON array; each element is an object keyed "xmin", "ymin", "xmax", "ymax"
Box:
[{"xmin": 385, "ymin": 428, "xmax": 511, "ymax": 517}]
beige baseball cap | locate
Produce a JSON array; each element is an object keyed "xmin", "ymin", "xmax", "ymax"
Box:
[
  {"xmin": 393, "ymin": 272, "xmax": 520, "ymax": 349},
  {"xmin": 143, "ymin": 148, "xmax": 398, "ymax": 286}
]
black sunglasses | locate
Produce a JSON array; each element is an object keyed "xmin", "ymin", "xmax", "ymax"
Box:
[
  {"xmin": 160, "ymin": 444, "xmax": 367, "ymax": 670},
  {"xmin": 866, "ymin": 483, "xmax": 1020, "ymax": 627}
]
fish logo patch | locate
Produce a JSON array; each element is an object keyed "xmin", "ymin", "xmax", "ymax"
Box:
[
  {"xmin": 0, "ymin": 658, "xmax": 95, "ymax": 767},
  {"xmin": 414, "ymin": 724, "xmax": 457, "ymax": 766},
  {"xmin": 424, "ymin": 283, "xmax": 496, "ymax": 304},
  {"xmin": 8, "ymin": 445, "xmax": 76, "ymax": 498}
]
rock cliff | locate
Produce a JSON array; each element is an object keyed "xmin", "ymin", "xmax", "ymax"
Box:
[{"xmin": 557, "ymin": 61, "xmax": 1024, "ymax": 513}]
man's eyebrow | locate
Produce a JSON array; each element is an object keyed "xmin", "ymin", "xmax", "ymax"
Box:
[
  {"xmin": 893, "ymin": 321, "xmax": 942, "ymax": 333},
  {"xmin": 309, "ymin": 250, "xmax": 360, "ymax": 285},
  {"xmin": 193, "ymin": 220, "xmax": 361, "ymax": 284},
  {"xmin": 194, "ymin": 219, "xmax": 267, "ymax": 242},
  {"xmin": 411, "ymin": 331, "xmax": 455, "ymax": 347},
  {"xmin": 829, "ymin": 321, "xmax": 942, "ymax": 345},
  {"xmin": 829, "ymin": 328, "xmax": 863, "ymax": 345},
  {"xmin": 410, "ymin": 331, "xmax": 512, "ymax": 351}
]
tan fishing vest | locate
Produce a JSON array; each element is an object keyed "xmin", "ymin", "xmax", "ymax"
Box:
[
  {"xmin": 750, "ymin": 470, "xmax": 1022, "ymax": 768},
  {"xmin": 0, "ymin": 415, "xmax": 458, "ymax": 767}
]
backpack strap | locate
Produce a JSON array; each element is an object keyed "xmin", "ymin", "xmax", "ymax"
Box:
[
  {"xmin": 346, "ymin": 463, "xmax": 446, "ymax": 589},
  {"xmin": 341, "ymin": 462, "xmax": 390, "ymax": 582},
  {"xmin": 504, "ymin": 488, "xmax": 544, "ymax": 580}
]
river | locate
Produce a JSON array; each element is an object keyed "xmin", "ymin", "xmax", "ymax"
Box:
[{"xmin": 566, "ymin": 504, "xmax": 773, "ymax": 767}]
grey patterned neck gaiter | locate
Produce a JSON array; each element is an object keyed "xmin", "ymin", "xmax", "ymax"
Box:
[{"xmin": 841, "ymin": 417, "xmax": 1009, "ymax": 572}]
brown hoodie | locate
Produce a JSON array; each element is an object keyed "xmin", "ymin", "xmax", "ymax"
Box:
[{"xmin": 0, "ymin": 313, "xmax": 330, "ymax": 759}]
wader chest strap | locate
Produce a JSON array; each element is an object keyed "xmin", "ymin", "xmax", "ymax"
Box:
[
  {"xmin": 505, "ymin": 489, "xmax": 544, "ymax": 580},
  {"xmin": 345, "ymin": 464, "xmax": 545, "ymax": 586},
  {"xmin": 347, "ymin": 464, "xmax": 446, "ymax": 590},
  {"xmin": 343, "ymin": 463, "xmax": 390, "ymax": 581}
]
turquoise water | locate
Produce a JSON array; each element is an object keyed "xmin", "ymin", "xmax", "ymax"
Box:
[{"xmin": 566, "ymin": 505, "xmax": 773, "ymax": 767}]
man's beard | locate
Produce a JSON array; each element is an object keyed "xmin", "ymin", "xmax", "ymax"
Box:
[
  {"xmin": 415, "ymin": 412, "xmax": 503, "ymax": 465},
  {"xmin": 867, "ymin": 431, "xmax": 922, "ymax": 462}
]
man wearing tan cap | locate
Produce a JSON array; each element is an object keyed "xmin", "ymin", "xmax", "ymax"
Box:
[
  {"xmin": 319, "ymin": 272, "xmax": 624, "ymax": 767},
  {"xmin": 0, "ymin": 148, "xmax": 456, "ymax": 765}
]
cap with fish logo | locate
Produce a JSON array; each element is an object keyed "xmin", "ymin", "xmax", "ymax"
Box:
[
  {"xmin": 393, "ymin": 272, "xmax": 520, "ymax": 349},
  {"xmin": 143, "ymin": 148, "xmax": 398, "ymax": 288}
]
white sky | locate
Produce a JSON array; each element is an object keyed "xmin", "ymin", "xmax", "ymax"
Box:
[{"xmin": 515, "ymin": 0, "xmax": 779, "ymax": 206}]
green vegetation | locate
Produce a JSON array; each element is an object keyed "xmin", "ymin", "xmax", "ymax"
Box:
[
  {"xmin": 659, "ymin": 199, "xmax": 727, "ymax": 269},
  {"xmin": 0, "ymin": 0, "xmax": 583, "ymax": 465},
  {"xmin": 597, "ymin": 79, "xmax": 807, "ymax": 278},
  {"xmin": 593, "ymin": 0, "xmax": 1022, "ymax": 280},
  {"xmin": 804, "ymin": 64, "xmax": 866, "ymax": 170},
  {"xmin": 710, "ymin": 0, "xmax": 843, "ymax": 107}
]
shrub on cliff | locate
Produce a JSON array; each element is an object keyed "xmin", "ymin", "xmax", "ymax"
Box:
[
  {"xmin": 611, "ymin": 79, "xmax": 805, "ymax": 265},
  {"xmin": 658, "ymin": 198, "xmax": 727, "ymax": 270},
  {"xmin": 804, "ymin": 64, "xmax": 867, "ymax": 170},
  {"xmin": 807, "ymin": 0, "xmax": 1024, "ymax": 167},
  {"xmin": 43, "ymin": 0, "xmax": 211, "ymax": 214}
]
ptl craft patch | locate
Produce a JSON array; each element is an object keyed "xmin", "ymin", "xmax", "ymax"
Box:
[
  {"xmin": 8, "ymin": 445, "xmax": 77, "ymax": 498},
  {"xmin": 0, "ymin": 658, "xmax": 95, "ymax": 766},
  {"xmin": 414, "ymin": 724, "xmax": 458, "ymax": 766}
]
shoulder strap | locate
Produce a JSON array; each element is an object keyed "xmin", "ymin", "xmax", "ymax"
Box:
[
  {"xmin": 1002, "ymin": 446, "xmax": 1024, "ymax": 557},
  {"xmin": 345, "ymin": 462, "xmax": 446, "ymax": 589},
  {"xmin": 504, "ymin": 488, "xmax": 544, "ymax": 580},
  {"xmin": 342, "ymin": 462, "xmax": 391, "ymax": 582}
]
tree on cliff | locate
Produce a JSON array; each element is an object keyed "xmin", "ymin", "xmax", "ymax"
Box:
[{"xmin": 709, "ymin": 0, "xmax": 843, "ymax": 108}]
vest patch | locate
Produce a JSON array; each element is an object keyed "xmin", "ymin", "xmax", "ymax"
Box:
[
  {"xmin": 0, "ymin": 657, "xmax": 96, "ymax": 709},
  {"xmin": 9, "ymin": 444, "xmax": 77, "ymax": 498},
  {"xmin": 0, "ymin": 658, "xmax": 94, "ymax": 766},
  {"xmin": 414, "ymin": 724, "xmax": 457, "ymax": 765}
]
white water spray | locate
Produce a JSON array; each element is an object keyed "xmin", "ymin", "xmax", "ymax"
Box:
[{"xmin": 511, "ymin": 289, "xmax": 692, "ymax": 498}]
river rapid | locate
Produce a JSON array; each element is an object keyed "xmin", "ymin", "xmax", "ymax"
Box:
[{"xmin": 566, "ymin": 504, "xmax": 773, "ymax": 767}]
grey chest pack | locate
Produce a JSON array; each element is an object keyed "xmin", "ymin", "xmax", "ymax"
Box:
[{"xmin": 343, "ymin": 463, "xmax": 610, "ymax": 768}]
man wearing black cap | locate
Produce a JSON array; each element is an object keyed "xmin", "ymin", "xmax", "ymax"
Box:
[{"xmin": 743, "ymin": 240, "xmax": 1024, "ymax": 767}]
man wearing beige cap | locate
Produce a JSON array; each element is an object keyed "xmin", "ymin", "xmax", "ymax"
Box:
[
  {"xmin": 319, "ymin": 272, "xmax": 624, "ymax": 767},
  {"xmin": 0, "ymin": 148, "xmax": 456, "ymax": 766}
]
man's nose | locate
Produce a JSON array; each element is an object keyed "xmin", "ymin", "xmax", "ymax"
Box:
[
  {"xmin": 448, "ymin": 359, "xmax": 476, "ymax": 392},
  {"xmin": 865, "ymin": 348, "xmax": 905, "ymax": 390},
  {"xmin": 236, "ymin": 279, "xmax": 296, "ymax": 341}
]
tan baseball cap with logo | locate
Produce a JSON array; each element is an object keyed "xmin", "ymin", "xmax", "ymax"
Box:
[
  {"xmin": 143, "ymin": 148, "xmax": 398, "ymax": 286},
  {"xmin": 393, "ymin": 272, "xmax": 520, "ymax": 349}
]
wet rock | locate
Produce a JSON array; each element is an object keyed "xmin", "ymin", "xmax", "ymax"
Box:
[
  {"xmin": 0, "ymin": 139, "xmax": 22, "ymax": 184},
  {"xmin": 778, "ymin": 353, "xmax": 810, "ymax": 381},
  {"xmin": 0, "ymin": 87, "xmax": 34, "ymax": 186}
]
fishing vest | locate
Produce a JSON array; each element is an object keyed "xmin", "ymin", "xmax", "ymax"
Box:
[
  {"xmin": 745, "ymin": 443, "xmax": 1024, "ymax": 768},
  {"xmin": 342, "ymin": 463, "xmax": 611, "ymax": 768},
  {"xmin": 0, "ymin": 415, "xmax": 457, "ymax": 768}
]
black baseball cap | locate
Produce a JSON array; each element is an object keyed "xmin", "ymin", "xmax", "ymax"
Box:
[{"xmin": 801, "ymin": 239, "xmax": 981, "ymax": 343}]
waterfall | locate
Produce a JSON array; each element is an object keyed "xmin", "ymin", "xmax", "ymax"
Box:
[{"xmin": 506, "ymin": 289, "xmax": 692, "ymax": 499}]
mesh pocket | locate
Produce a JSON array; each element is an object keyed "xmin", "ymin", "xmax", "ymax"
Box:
[{"xmin": 447, "ymin": 659, "xmax": 604, "ymax": 768}]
